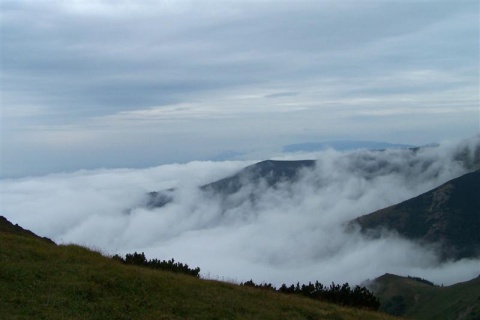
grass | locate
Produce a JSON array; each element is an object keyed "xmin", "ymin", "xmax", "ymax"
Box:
[{"xmin": 0, "ymin": 221, "xmax": 398, "ymax": 320}]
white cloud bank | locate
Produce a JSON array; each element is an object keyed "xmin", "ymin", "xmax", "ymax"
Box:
[{"xmin": 1, "ymin": 136, "xmax": 479, "ymax": 286}]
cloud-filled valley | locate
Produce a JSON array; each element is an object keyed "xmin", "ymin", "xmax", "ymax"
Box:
[{"xmin": 1, "ymin": 137, "xmax": 479, "ymax": 287}]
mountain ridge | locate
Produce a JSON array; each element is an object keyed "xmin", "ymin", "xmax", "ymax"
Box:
[
  {"xmin": 352, "ymin": 169, "xmax": 480, "ymax": 260},
  {"xmin": 147, "ymin": 140, "xmax": 479, "ymax": 210},
  {"xmin": 0, "ymin": 215, "xmax": 55, "ymax": 245},
  {"xmin": 147, "ymin": 159, "xmax": 315, "ymax": 208}
]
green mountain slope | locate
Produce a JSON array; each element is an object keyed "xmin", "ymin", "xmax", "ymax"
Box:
[
  {"xmin": 369, "ymin": 273, "xmax": 480, "ymax": 320},
  {"xmin": 0, "ymin": 216, "xmax": 395, "ymax": 320},
  {"xmin": 353, "ymin": 170, "xmax": 480, "ymax": 260}
]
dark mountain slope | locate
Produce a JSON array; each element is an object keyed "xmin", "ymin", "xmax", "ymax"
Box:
[
  {"xmin": 352, "ymin": 170, "xmax": 480, "ymax": 260},
  {"xmin": 0, "ymin": 215, "xmax": 55, "ymax": 244},
  {"xmin": 369, "ymin": 273, "xmax": 480, "ymax": 319},
  {"xmin": 147, "ymin": 140, "xmax": 479, "ymax": 209},
  {"xmin": 201, "ymin": 160, "xmax": 316, "ymax": 194},
  {"xmin": 147, "ymin": 160, "xmax": 315, "ymax": 208}
]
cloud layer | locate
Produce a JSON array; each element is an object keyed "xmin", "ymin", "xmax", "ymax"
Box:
[
  {"xmin": 1, "ymin": 1, "xmax": 478, "ymax": 177},
  {"xmin": 2, "ymin": 137, "xmax": 479, "ymax": 286}
]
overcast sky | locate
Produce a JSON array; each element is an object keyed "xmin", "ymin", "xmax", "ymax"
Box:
[{"xmin": 1, "ymin": 0, "xmax": 479, "ymax": 177}]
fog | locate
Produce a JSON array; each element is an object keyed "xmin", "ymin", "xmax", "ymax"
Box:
[{"xmin": 1, "ymin": 137, "xmax": 479, "ymax": 286}]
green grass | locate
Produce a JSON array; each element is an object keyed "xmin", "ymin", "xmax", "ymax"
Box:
[{"xmin": 0, "ymin": 222, "xmax": 398, "ymax": 320}]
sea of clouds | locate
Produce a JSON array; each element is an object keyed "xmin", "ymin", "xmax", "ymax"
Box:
[{"xmin": 1, "ymin": 136, "xmax": 479, "ymax": 286}]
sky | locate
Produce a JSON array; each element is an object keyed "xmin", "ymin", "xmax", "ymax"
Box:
[
  {"xmin": 1, "ymin": 137, "xmax": 479, "ymax": 286},
  {"xmin": 1, "ymin": 0, "xmax": 479, "ymax": 178}
]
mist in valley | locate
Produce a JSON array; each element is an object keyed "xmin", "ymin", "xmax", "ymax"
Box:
[{"xmin": 1, "ymin": 136, "xmax": 479, "ymax": 287}]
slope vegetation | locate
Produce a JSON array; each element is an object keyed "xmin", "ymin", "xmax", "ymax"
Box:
[
  {"xmin": 0, "ymin": 216, "xmax": 395, "ymax": 320},
  {"xmin": 370, "ymin": 273, "xmax": 480, "ymax": 320}
]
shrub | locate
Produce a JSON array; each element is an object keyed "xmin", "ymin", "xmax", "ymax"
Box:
[{"xmin": 113, "ymin": 252, "xmax": 200, "ymax": 278}]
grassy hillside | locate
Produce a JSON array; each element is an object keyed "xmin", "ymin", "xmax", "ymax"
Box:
[
  {"xmin": 370, "ymin": 273, "xmax": 480, "ymax": 320},
  {"xmin": 0, "ymin": 216, "xmax": 396, "ymax": 320}
]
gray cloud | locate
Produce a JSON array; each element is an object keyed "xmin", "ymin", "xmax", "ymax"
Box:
[
  {"xmin": 2, "ymin": 1, "xmax": 477, "ymax": 113},
  {"xmin": 2, "ymin": 137, "xmax": 479, "ymax": 287},
  {"xmin": 1, "ymin": 0, "xmax": 478, "ymax": 177}
]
